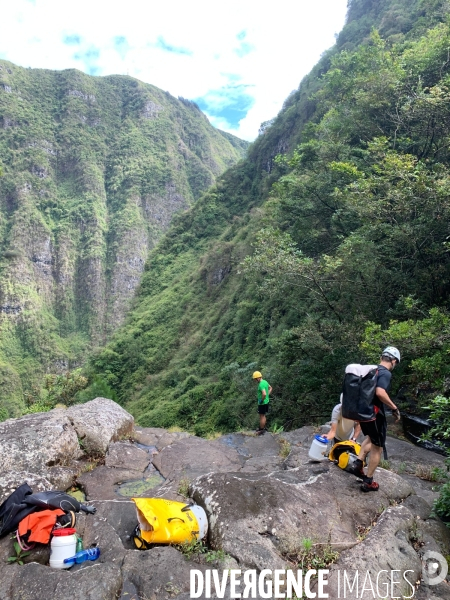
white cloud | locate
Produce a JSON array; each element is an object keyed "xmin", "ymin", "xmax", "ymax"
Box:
[{"xmin": 0, "ymin": 0, "xmax": 348, "ymax": 140}]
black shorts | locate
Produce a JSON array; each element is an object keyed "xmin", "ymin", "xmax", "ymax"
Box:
[
  {"xmin": 257, "ymin": 403, "xmax": 269, "ymax": 415},
  {"xmin": 360, "ymin": 412, "xmax": 386, "ymax": 447}
]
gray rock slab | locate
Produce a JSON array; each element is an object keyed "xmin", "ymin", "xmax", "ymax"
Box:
[
  {"xmin": 132, "ymin": 426, "xmax": 192, "ymax": 450},
  {"xmin": 191, "ymin": 462, "xmax": 414, "ymax": 571},
  {"xmin": 45, "ymin": 465, "xmax": 80, "ymax": 490},
  {"xmin": 384, "ymin": 435, "xmax": 445, "ymax": 472},
  {"xmin": 67, "ymin": 397, "xmax": 134, "ymax": 455},
  {"xmin": 278, "ymin": 425, "xmax": 318, "ymax": 447},
  {"xmin": 121, "ymin": 546, "xmax": 204, "ymax": 599},
  {"xmin": 156, "ymin": 431, "xmax": 193, "ymax": 451},
  {"xmin": 0, "ymin": 471, "xmax": 51, "ymax": 503},
  {"xmin": 78, "ymin": 465, "xmax": 146, "ymax": 500},
  {"xmin": 6, "ymin": 561, "xmax": 122, "ymax": 600},
  {"xmin": 400, "ymin": 473, "xmax": 440, "ymax": 506},
  {"xmin": 105, "ymin": 441, "xmax": 150, "ymax": 472},
  {"xmin": 152, "ymin": 436, "xmax": 243, "ymax": 487},
  {"xmin": 0, "ymin": 533, "xmax": 50, "ymax": 567},
  {"xmin": 88, "ymin": 499, "xmax": 137, "ymax": 550},
  {"xmin": 316, "ymin": 504, "xmax": 421, "ymax": 599},
  {"xmin": 79, "ymin": 510, "xmax": 127, "ymax": 565},
  {"xmin": 240, "ymin": 455, "xmax": 285, "ymax": 473},
  {"xmin": 403, "ymin": 493, "xmax": 435, "ymax": 520},
  {"xmin": 217, "ymin": 432, "xmax": 284, "ymax": 472},
  {"xmin": 0, "ymin": 563, "xmax": 19, "ymax": 600},
  {"xmin": 217, "ymin": 431, "xmax": 281, "ymax": 457},
  {"xmin": 0, "ymin": 410, "xmax": 82, "ymax": 477},
  {"xmin": 282, "ymin": 445, "xmax": 312, "ymax": 469}
]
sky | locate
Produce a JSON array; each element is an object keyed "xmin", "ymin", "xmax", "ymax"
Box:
[{"xmin": 0, "ymin": 0, "xmax": 348, "ymax": 141}]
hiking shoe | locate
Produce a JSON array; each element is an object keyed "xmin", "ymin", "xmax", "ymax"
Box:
[
  {"xmin": 255, "ymin": 428, "xmax": 265, "ymax": 436},
  {"xmin": 361, "ymin": 479, "xmax": 379, "ymax": 492},
  {"xmin": 347, "ymin": 458, "xmax": 365, "ymax": 479}
]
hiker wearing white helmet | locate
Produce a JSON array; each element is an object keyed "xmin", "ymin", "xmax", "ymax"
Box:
[{"xmin": 350, "ymin": 347, "xmax": 401, "ymax": 492}]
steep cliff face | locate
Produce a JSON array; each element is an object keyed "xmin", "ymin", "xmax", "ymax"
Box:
[
  {"xmin": 88, "ymin": 0, "xmax": 450, "ymax": 436},
  {"xmin": 0, "ymin": 61, "xmax": 248, "ymax": 414}
]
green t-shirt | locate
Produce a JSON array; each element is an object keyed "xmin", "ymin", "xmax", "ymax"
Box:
[{"xmin": 258, "ymin": 380, "xmax": 270, "ymax": 405}]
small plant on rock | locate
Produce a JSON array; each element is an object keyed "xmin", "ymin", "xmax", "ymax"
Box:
[
  {"xmin": 279, "ymin": 535, "xmax": 338, "ymax": 572},
  {"xmin": 415, "ymin": 464, "xmax": 442, "ymax": 482},
  {"xmin": 271, "ymin": 422, "xmax": 284, "ymax": 434},
  {"xmin": 175, "ymin": 538, "xmax": 229, "ymax": 565},
  {"xmin": 8, "ymin": 541, "xmax": 31, "ymax": 565},
  {"xmin": 279, "ymin": 438, "xmax": 291, "ymax": 459},
  {"xmin": 176, "ymin": 538, "xmax": 205, "ymax": 559},
  {"xmin": 177, "ymin": 477, "xmax": 190, "ymax": 497}
]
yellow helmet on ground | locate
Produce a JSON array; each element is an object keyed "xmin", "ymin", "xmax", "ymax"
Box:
[
  {"xmin": 252, "ymin": 371, "xmax": 262, "ymax": 379},
  {"xmin": 329, "ymin": 440, "xmax": 365, "ymax": 471}
]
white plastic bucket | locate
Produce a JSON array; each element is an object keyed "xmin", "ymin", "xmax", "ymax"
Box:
[
  {"xmin": 189, "ymin": 505, "xmax": 208, "ymax": 540},
  {"xmin": 308, "ymin": 435, "xmax": 329, "ymax": 461},
  {"xmin": 49, "ymin": 531, "xmax": 77, "ymax": 569}
]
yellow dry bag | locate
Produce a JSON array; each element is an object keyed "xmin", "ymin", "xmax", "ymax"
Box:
[{"xmin": 131, "ymin": 498, "xmax": 208, "ymax": 549}]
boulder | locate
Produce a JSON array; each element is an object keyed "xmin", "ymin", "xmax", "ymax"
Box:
[
  {"xmin": 105, "ymin": 441, "xmax": 150, "ymax": 472},
  {"xmin": 0, "ymin": 410, "xmax": 82, "ymax": 478},
  {"xmin": 132, "ymin": 426, "xmax": 192, "ymax": 451},
  {"xmin": 78, "ymin": 466, "xmax": 149, "ymax": 501},
  {"xmin": 316, "ymin": 503, "xmax": 422, "ymax": 599},
  {"xmin": 67, "ymin": 398, "xmax": 134, "ymax": 455},
  {"xmin": 152, "ymin": 436, "xmax": 243, "ymax": 491},
  {"xmin": 8, "ymin": 561, "xmax": 123, "ymax": 600},
  {"xmin": 121, "ymin": 546, "xmax": 203, "ymax": 599},
  {"xmin": 190, "ymin": 462, "xmax": 414, "ymax": 571},
  {"xmin": 216, "ymin": 432, "xmax": 285, "ymax": 473},
  {"xmin": 0, "ymin": 472, "xmax": 52, "ymax": 504}
]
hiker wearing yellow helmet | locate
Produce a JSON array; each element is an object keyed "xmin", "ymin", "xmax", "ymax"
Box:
[
  {"xmin": 253, "ymin": 371, "xmax": 272, "ymax": 435},
  {"xmin": 349, "ymin": 346, "xmax": 401, "ymax": 492}
]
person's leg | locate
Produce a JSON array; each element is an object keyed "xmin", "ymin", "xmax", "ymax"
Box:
[
  {"xmin": 358, "ymin": 436, "xmax": 372, "ymax": 462},
  {"xmin": 259, "ymin": 413, "xmax": 266, "ymax": 430},
  {"xmin": 348, "ymin": 426, "xmax": 372, "ymax": 477},
  {"xmin": 366, "ymin": 444, "xmax": 382, "ymax": 478},
  {"xmin": 361, "ymin": 414, "xmax": 386, "ymax": 492}
]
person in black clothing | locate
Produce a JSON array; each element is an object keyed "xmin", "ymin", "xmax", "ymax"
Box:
[{"xmin": 351, "ymin": 346, "xmax": 401, "ymax": 492}]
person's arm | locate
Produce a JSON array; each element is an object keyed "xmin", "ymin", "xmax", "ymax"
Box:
[
  {"xmin": 352, "ymin": 422, "xmax": 362, "ymax": 441},
  {"xmin": 376, "ymin": 387, "xmax": 400, "ymax": 420},
  {"xmin": 268, "ymin": 385, "xmax": 273, "ymax": 395},
  {"xmin": 261, "ymin": 389, "xmax": 266, "ymax": 401},
  {"xmin": 324, "ymin": 422, "xmax": 337, "ymax": 441}
]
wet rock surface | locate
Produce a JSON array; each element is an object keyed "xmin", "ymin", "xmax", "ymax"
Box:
[{"xmin": 1, "ymin": 401, "xmax": 450, "ymax": 599}]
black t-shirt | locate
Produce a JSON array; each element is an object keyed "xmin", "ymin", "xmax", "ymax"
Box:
[{"xmin": 374, "ymin": 365, "xmax": 392, "ymax": 414}]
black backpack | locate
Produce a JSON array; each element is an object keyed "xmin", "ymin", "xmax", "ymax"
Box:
[
  {"xmin": 0, "ymin": 483, "xmax": 34, "ymax": 537},
  {"xmin": 341, "ymin": 364, "xmax": 378, "ymax": 422},
  {"xmin": 0, "ymin": 484, "xmax": 96, "ymax": 538}
]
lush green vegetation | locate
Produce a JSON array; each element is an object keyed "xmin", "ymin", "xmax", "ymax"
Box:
[
  {"xmin": 84, "ymin": 1, "xmax": 450, "ymax": 437},
  {"xmin": 0, "ymin": 62, "xmax": 247, "ymax": 419}
]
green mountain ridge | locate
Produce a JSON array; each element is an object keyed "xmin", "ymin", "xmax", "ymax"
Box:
[
  {"xmin": 0, "ymin": 61, "xmax": 248, "ymax": 418},
  {"xmin": 85, "ymin": 0, "xmax": 450, "ymax": 436}
]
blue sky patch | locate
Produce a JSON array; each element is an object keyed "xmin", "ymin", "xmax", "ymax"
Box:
[
  {"xmin": 63, "ymin": 34, "xmax": 81, "ymax": 46},
  {"xmin": 235, "ymin": 30, "xmax": 253, "ymax": 57},
  {"xmin": 195, "ymin": 84, "xmax": 255, "ymax": 129},
  {"xmin": 113, "ymin": 36, "xmax": 130, "ymax": 59},
  {"xmin": 73, "ymin": 46, "xmax": 101, "ymax": 76},
  {"xmin": 155, "ymin": 36, "xmax": 192, "ymax": 56},
  {"xmin": 235, "ymin": 42, "xmax": 254, "ymax": 58}
]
